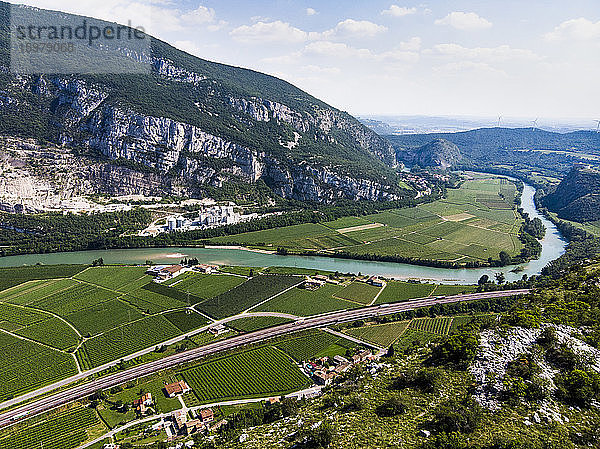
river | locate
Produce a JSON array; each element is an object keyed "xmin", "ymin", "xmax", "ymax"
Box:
[{"xmin": 0, "ymin": 183, "xmax": 566, "ymax": 284}]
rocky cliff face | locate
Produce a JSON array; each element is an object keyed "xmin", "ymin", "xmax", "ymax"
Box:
[{"xmin": 0, "ymin": 3, "xmax": 403, "ymax": 204}]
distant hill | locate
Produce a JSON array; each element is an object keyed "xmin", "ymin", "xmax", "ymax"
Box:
[
  {"xmin": 543, "ymin": 164, "xmax": 600, "ymax": 222},
  {"xmin": 388, "ymin": 128, "xmax": 600, "ymax": 157},
  {"xmin": 0, "ymin": 2, "xmax": 401, "ymax": 204},
  {"xmin": 396, "ymin": 139, "xmax": 462, "ymax": 169}
]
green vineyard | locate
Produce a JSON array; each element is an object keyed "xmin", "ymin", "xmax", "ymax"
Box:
[
  {"xmin": 408, "ymin": 317, "xmax": 453, "ymax": 335},
  {"xmin": 276, "ymin": 330, "xmax": 357, "ymax": 361},
  {"xmin": 181, "ymin": 346, "xmax": 311, "ymax": 402},
  {"xmin": 196, "ymin": 275, "xmax": 300, "ymax": 319},
  {"xmin": 0, "ymin": 407, "xmax": 101, "ymax": 449}
]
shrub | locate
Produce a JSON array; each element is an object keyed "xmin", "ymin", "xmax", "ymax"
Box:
[
  {"xmin": 429, "ymin": 397, "xmax": 483, "ymax": 434},
  {"xmin": 376, "ymin": 396, "xmax": 407, "ymax": 417},
  {"xmin": 556, "ymin": 369, "xmax": 600, "ymax": 407}
]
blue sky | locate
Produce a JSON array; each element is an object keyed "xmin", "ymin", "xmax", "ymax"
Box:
[{"xmin": 10, "ymin": 0, "xmax": 600, "ymax": 120}]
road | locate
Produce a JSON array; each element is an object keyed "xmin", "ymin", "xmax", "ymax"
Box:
[{"xmin": 0, "ymin": 289, "xmax": 528, "ymax": 429}]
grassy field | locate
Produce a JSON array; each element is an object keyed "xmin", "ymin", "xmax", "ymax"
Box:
[
  {"xmin": 181, "ymin": 346, "xmax": 311, "ymax": 403},
  {"xmin": 343, "ymin": 321, "xmax": 410, "ymax": 347},
  {"xmin": 275, "ymin": 330, "xmax": 358, "ymax": 361},
  {"xmin": 203, "ymin": 176, "xmax": 523, "ymax": 264},
  {"xmin": 227, "ymin": 316, "xmax": 294, "ymax": 333},
  {"xmin": 0, "ymin": 406, "xmax": 104, "ymax": 449},
  {"xmin": 255, "ymin": 284, "xmax": 362, "ymax": 316},
  {"xmin": 196, "ymin": 275, "xmax": 300, "ymax": 319},
  {"xmin": 335, "ymin": 282, "xmax": 382, "ymax": 304}
]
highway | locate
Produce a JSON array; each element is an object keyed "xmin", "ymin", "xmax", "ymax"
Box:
[{"xmin": 0, "ymin": 289, "xmax": 528, "ymax": 428}]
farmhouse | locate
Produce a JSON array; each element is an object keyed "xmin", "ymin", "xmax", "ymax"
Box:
[
  {"xmin": 333, "ymin": 355, "xmax": 350, "ymax": 365},
  {"xmin": 352, "ymin": 350, "xmax": 373, "ymax": 364},
  {"xmin": 164, "ymin": 380, "xmax": 191, "ymax": 397},
  {"xmin": 133, "ymin": 392, "xmax": 152, "ymax": 414},
  {"xmin": 266, "ymin": 397, "xmax": 280, "ymax": 405},
  {"xmin": 367, "ymin": 276, "xmax": 385, "ymax": 287},
  {"xmin": 196, "ymin": 264, "xmax": 219, "ymax": 274},
  {"xmin": 208, "ymin": 324, "xmax": 228, "ymax": 335},
  {"xmin": 304, "ymin": 277, "xmax": 325, "ymax": 290}
]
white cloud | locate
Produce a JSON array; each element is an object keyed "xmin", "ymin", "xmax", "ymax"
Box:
[
  {"xmin": 434, "ymin": 11, "xmax": 492, "ymax": 30},
  {"xmin": 434, "ymin": 61, "xmax": 507, "ymax": 77},
  {"xmin": 381, "ymin": 5, "xmax": 417, "ymax": 17},
  {"xmin": 304, "ymin": 41, "xmax": 373, "ymax": 59},
  {"xmin": 180, "ymin": 5, "xmax": 215, "ymax": 25},
  {"xmin": 306, "ymin": 8, "xmax": 317, "ymax": 16},
  {"xmin": 427, "ymin": 43, "xmax": 540, "ymax": 62},
  {"xmin": 230, "ymin": 18, "xmax": 386, "ymax": 44},
  {"xmin": 397, "ymin": 36, "xmax": 421, "ymax": 51},
  {"xmin": 544, "ymin": 18, "xmax": 600, "ymax": 41},
  {"xmin": 321, "ymin": 19, "xmax": 388, "ymax": 39},
  {"xmin": 230, "ymin": 21, "xmax": 308, "ymax": 43},
  {"xmin": 302, "ymin": 65, "xmax": 341, "ymax": 75}
]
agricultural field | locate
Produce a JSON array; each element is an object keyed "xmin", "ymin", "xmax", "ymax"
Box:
[
  {"xmin": 275, "ymin": 330, "xmax": 358, "ymax": 361},
  {"xmin": 0, "ymin": 331, "xmax": 78, "ymax": 401},
  {"xmin": 64, "ymin": 299, "xmax": 144, "ymax": 337},
  {"xmin": 0, "ymin": 406, "xmax": 104, "ymax": 449},
  {"xmin": 163, "ymin": 310, "xmax": 209, "ymax": 332},
  {"xmin": 432, "ymin": 284, "xmax": 477, "ymax": 296},
  {"xmin": 0, "ymin": 265, "xmax": 86, "ymax": 292},
  {"xmin": 74, "ymin": 266, "xmax": 149, "ymax": 291},
  {"xmin": 334, "ymin": 281, "xmax": 382, "ymax": 304},
  {"xmin": 409, "ymin": 317, "xmax": 453, "ymax": 335},
  {"xmin": 343, "ymin": 321, "xmax": 410, "ymax": 347},
  {"xmin": 204, "ymin": 176, "xmax": 524, "ymax": 264},
  {"xmin": 196, "ymin": 275, "xmax": 300, "ymax": 319},
  {"xmin": 78, "ymin": 315, "xmax": 182, "ymax": 368},
  {"xmin": 226, "ymin": 316, "xmax": 294, "ymax": 333},
  {"xmin": 14, "ymin": 317, "xmax": 80, "ymax": 350},
  {"xmin": 167, "ymin": 272, "xmax": 246, "ymax": 300},
  {"xmin": 375, "ymin": 281, "xmax": 436, "ymax": 304},
  {"xmin": 181, "ymin": 346, "xmax": 311, "ymax": 403},
  {"xmin": 255, "ymin": 284, "xmax": 362, "ymax": 316}
]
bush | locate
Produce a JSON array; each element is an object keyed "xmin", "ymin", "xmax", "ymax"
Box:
[
  {"xmin": 537, "ymin": 327, "xmax": 558, "ymax": 350},
  {"xmin": 389, "ymin": 367, "xmax": 443, "ymax": 394},
  {"xmin": 429, "ymin": 397, "xmax": 483, "ymax": 434},
  {"xmin": 375, "ymin": 396, "xmax": 407, "ymax": 417},
  {"xmin": 295, "ymin": 422, "xmax": 334, "ymax": 448},
  {"xmin": 556, "ymin": 369, "xmax": 600, "ymax": 407}
]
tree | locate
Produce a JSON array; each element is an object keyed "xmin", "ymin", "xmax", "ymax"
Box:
[
  {"xmin": 478, "ymin": 274, "xmax": 489, "ymax": 286},
  {"xmin": 499, "ymin": 251, "xmax": 511, "ymax": 266},
  {"xmin": 495, "ymin": 272, "xmax": 506, "ymax": 284},
  {"xmin": 386, "ymin": 344, "xmax": 395, "ymax": 358}
]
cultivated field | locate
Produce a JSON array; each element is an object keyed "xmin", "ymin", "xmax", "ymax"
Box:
[
  {"xmin": 275, "ymin": 330, "xmax": 357, "ymax": 361},
  {"xmin": 181, "ymin": 346, "xmax": 311, "ymax": 402},
  {"xmin": 203, "ymin": 176, "xmax": 523, "ymax": 264},
  {"xmin": 167, "ymin": 272, "xmax": 246, "ymax": 299},
  {"xmin": 334, "ymin": 282, "xmax": 382, "ymax": 304},
  {"xmin": 343, "ymin": 321, "xmax": 410, "ymax": 347},
  {"xmin": 254, "ymin": 284, "xmax": 362, "ymax": 316},
  {"xmin": 375, "ymin": 281, "xmax": 436, "ymax": 304},
  {"xmin": 0, "ymin": 406, "xmax": 103, "ymax": 449},
  {"xmin": 195, "ymin": 275, "xmax": 300, "ymax": 318}
]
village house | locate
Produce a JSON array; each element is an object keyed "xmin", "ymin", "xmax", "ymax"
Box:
[
  {"xmin": 333, "ymin": 355, "xmax": 350, "ymax": 365},
  {"xmin": 172, "ymin": 410, "xmax": 188, "ymax": 430},
  {"xmin": 352, "ymin": 350, "xmax": 373, "ymax": 364},
  {"xmin": 199, "ymin": 408, "xmax": 214, "ymax": 423},
  {"xmin": 164, "ymin": 380, "xmax": 191, "ymax": 398},
  {"xmin": 303, "ymin": 277, "xmax": 326, "ymax": 290},
  {"xmin": 132, "ymin": 392, "xmax": 152, "ymax": 415},
  {"xmin": 314, "ymin": 370, "xmax": 334, "ymax": 386},
  {"xmin": 185, "ymin": 419, "xmax": 204, "ymax": 435},
  {"xmin": 266, "ymin": 397, "xmax": 280, "ymax": 406}
]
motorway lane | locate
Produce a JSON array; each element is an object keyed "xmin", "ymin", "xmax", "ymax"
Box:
[{"xmin": 0, "ymin": 289, "xmax": 528, "ymax": 428}]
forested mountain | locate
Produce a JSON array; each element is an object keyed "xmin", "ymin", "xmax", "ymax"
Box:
[
  {"xmin": 0, "ymin": 2, "xmax": 403, "ymax": 204},
  {"xmin": 543, "ymin": 164, "xmax": 600, "ymax": 222},
  {"xmin": 396, "ymin": 138, "xmax": 462, "ymax": 169}
]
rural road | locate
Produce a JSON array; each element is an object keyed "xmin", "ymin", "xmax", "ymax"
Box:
[{"xmin": 0, "ymin": 289, "xmax": 528, "ymax": 428}]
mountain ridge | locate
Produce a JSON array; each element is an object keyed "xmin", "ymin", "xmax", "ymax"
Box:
[{"xmin": 0, "ymin": 2, "xmax": 403, "ymax": 204}]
